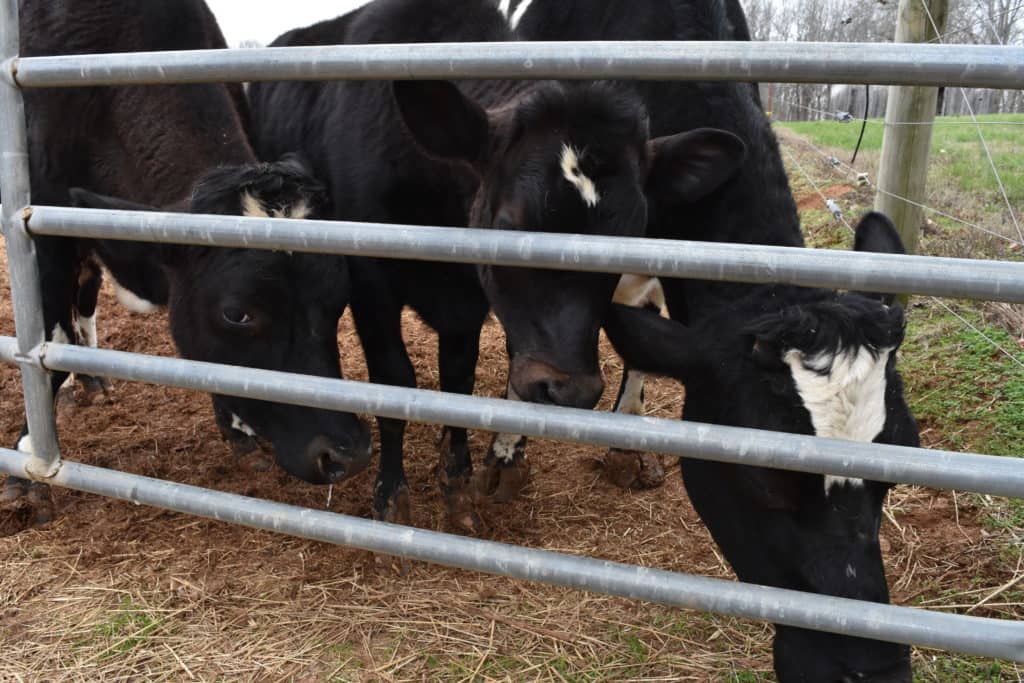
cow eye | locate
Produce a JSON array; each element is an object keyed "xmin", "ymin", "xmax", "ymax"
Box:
[{"xmin": 222, "ymin": 306, "xmax": 254, "ymax": 327}]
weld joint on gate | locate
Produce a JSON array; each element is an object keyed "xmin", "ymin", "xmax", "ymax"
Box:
[{"xmin": 0, "ymin": 57, "xmax": 20, "ymax": 88}]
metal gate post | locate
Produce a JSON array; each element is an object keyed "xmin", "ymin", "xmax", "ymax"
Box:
[{"xmin": 1, "ymin": 0, "xmax": 61, "ymax": 477}]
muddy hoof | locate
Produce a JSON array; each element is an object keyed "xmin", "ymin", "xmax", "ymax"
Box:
[
  {"xmin": 76, "ymin": 374, "xmax": 113, "ymax": 405},
  {"xmin": 600, "ymin": 449, "xmax": 666, "ymax": 489},
  {"xmin": 376, "ymin": 484, "xmax": 412, "ymax": 527},
  {"xmin": 0, "ymin": 477, "xmax": 29, "ymax": 505},
  {"xmin": 476, "ymin": 453, "xmax": 530, "ymax": 503},
  {"xmin": 439, "ymin": 472, "xmax": 483, "ymax": 535},
  {"xmin": 1, "ymin": 479, "xmax": 54, "ymax": 527}
]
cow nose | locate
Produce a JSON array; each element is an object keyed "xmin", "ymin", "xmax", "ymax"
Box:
[
  {"xmin": 307, "ymin": 435, "xmax": 372, "ymax": 483},
  {"xmin": 511, "ymin": 356, "xmax": 604, "ymax": 409}
]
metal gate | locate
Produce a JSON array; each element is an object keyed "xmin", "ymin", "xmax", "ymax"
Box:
[{"xmin": 3, "ymin": 0, "xmax": 1024, "ymax": 661}]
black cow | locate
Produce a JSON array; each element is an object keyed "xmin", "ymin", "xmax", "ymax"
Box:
[
  {"xmin": 605, "ymin": 213, "xmax": 916, "ymax": 683},
  {"xmin": 3, "ymin": 1, "xmax": 370, "ymax": 520},
  {"xmin": 248, "ymin": 0, "xmax": 743, "ymax": 530},
  {"xmin": 470, "ymin": 1, "xmax": 919, "ymax": 679}
]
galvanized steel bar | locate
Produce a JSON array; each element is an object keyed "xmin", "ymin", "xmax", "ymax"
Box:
[
  {"xmin": 0, "ymin": 0, "xmax": 60, "ymax": 478},
  {"xmin": 28, "ymin": 205, "xmax": 1024, "ymax": 304},
  {"xmin": 0, "ymin": 447, "xmax": 1020, "ymax": 660},
  {"xmin": 0, "ymin": 339, "xmax": 1017, "ymax": 499},
  {"xmin": 11, "ymin": 41, "xmax": 1024, "ymax": 90}
]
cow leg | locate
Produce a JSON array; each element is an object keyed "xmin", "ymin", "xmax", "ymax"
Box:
[
  {"xmin": 601, "ymin": 276, "xmax": 667, "ymax": 489},
  {"xmin": 70, "ymin": 255, "xmax": 112, "ymax": 403},
  {"xmin": 2, "ymin": 235, "xmax": 82, "ymax": 523},
  {"xmin": 477, "ymin": 387, "xmax": 531, "ymax": 503},
  {"xmin": 436, "ymin": 327, "xmax": 484, "ymax": 533},
  {"xmin": 351, "ymin": 298, "xmax": 414, "ymax": 526}
]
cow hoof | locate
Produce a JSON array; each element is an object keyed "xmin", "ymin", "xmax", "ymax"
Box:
[
  {"xmin": 0, "ymin": 476, "xmax": 29, "ymax": 505},
  {"xmin": 1, "ymin": 479, "xmax": 54, "ymax": 526},
  {"xmin": 439, "ymin": 472, "xmax": 483, "ymax": 535},
  {"xmin": 600, "ymin": 449, "xmax": 666, "ymax": 489},
  {"xmin": 376, "ymin": 484, "xmax": 412, "ymax": 527},
  {"xmin": 77, "ymin": 374, "xmax": 113, "ymax": 405},
  {"xmin": 475, "ymin": 452, "xmax": 530, "ymax": 503}
]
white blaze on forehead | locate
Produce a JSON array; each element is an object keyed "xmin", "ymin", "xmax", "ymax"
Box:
[
  {"xmin": 243, "ymin": 192, "xmax": 312, "ymax": 220},
  {"xmin": 230, "ymin": 413, "xmax": 258, "ymax": 438},
  {"xmin": 784, "ymin": 346, "xmax": 894, "ymax": 495},
  {"xmin": 497, "ymin": 0, "xmax": 512, "ymax": 20},
  {"xmin": 560, "ymin": 144, "xmax": 600, "ymax": 208}
]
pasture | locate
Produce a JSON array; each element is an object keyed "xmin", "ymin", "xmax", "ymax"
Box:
[{"xmin": 2, "ymin": 125, "xmax": 1023, "ymax": 681}]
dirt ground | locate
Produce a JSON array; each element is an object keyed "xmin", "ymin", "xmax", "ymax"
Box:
[{"xmin": 1, "ymin": 140, "xmax": 1021, "ymax": 681}]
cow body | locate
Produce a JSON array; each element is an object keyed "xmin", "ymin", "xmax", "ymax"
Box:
[
  {"xmin": 4, "ymin": 1, "xmax": 370, "ymax": 519},
  {"xmin": 493, "ymin": 2, "xmax": 916, "ymax": 679},
  {"xmin": 249, "ymin": 0, "xmax": 742, "ymax": 529}
]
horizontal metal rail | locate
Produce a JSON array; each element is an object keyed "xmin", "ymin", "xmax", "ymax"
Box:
[
  {"xmin": 2, "ymin": 337, "xmax": 1023, "ymax": 498},
  {"xmin": 11, "ymin": 41, "xmax": 1024, "ymax": 90},
  {"xmin": 28, "ymin": 205, "xmax": 1024, "ymax": 304},
  {"xmin": 0, "ymin": 447, "xmax": 1021, "ymax": 660}
]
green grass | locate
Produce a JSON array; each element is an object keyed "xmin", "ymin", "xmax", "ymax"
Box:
[
  {"xmin": 778, "ymin": 113, "xmax": 1024, "ymax": 206},
  {"xmin": 898, "ymin": 303, "xmax": 1024, "ymax": 459},
  {"xmin": 76, "ymin": 597, "xmax": 163, "ymax": 660}
]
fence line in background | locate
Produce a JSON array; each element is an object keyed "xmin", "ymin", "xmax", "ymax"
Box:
[
  {"xmin": 26, "ymin": 205, "xmax": 1024, "ymax": 304},
  {"xmin": 9, "ymin": 41, "xmax": 1024, "ymax": 89}
]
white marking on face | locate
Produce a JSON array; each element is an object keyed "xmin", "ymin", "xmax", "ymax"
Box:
[
  {"xmin": 784, "ymin": 346, "xmax": 894, "ymax": 495},
  {"xmin": 616, "ymin": 369, "xmax": 646, "ymax": 416},
  {"xmin": 16, "ymin": 434, "xmax": 33, "ymax": 454},
  {"xmin": 497, "ymin": 0, "xmax": 512, "ymax": 20},
  {"xmin": 230, "ymin": 413, "xmax": 258, "ymax": 438},
  {"xmin": 509, "ymin": 0, "xmax": 535, "ymax": 29},
  {"xmin": 241, "ymin": 192, "xmax": 268, "ymax": 218},
  {"xmin": 846, "ymin": 563, "xmax": 858, "ymax": 579},
  {"xmin": 560, "ymin": 144, "xmax": 600, "ymax": 208},
  {"xmin": 270, "ymin": 199, "xmax": 311, "ymax": 219}
]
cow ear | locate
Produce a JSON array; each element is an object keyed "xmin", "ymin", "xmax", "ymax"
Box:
[
  {"xmin": 853, "ymin": 211, "xmax": 907, "ymax": 306},
  {"xmin": 70, "ymin": 187, "xmax": 184, "ymax": 268},
  {"xmin": 603, "ymin": 302, "xmax": 704, "ymax": 383},
  {"xmin": 646, "ymin": 128, "xmax": 746, "ymax": 205},
  {"xmin": 393, "ymin": 80, "xmax": 490, "ymax": 165}
]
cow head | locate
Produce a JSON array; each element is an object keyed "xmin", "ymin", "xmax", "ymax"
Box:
[
  {"xmin": 393, "ymin": 79, "xmax": 745, "ymax": 408},
  {"xmin": 70, "ymin": 156, "xmax": 372, "ymax": 486},
  {"xmin": 603, "ymin": 213, "xmax": 916, "ymax": 682}
]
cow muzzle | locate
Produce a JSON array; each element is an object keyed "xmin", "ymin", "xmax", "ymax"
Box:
[
  {"xmin": 510, "ymin": 355, "xmax": 604, "ymax": 409},
  {"xmin": 306, "ymin": 434, "xmax": 373, "ymax": 483}
]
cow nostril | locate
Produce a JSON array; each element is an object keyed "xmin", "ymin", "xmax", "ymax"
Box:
[{"xmin": 317, "ymin": 449, "xmax": 348, "ymax": 481}]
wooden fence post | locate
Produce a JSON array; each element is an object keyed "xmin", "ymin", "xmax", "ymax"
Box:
[{"xmin": 874, "ymin": 0, "xmax": 950, "ymax": 257}]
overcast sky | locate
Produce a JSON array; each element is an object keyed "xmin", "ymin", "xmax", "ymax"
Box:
[{"xmin": 205, "ymin": 0, "xmax": 370, "ymax": 46}]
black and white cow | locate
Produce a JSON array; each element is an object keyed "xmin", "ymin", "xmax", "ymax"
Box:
[
  {"xmin": 605, "ymin": 213, "xmax": 917, "ymax": 683},
  {"xmin": 3, "ymin": 0, "xmax": 370, "ymax": 521},
  {"xmin": 420, "ymin": 1, "xmax": 917, "ymax": 679},
  {"xmin": 248, "ymin": 0, "xmax": 744, "ymax": 530}
]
